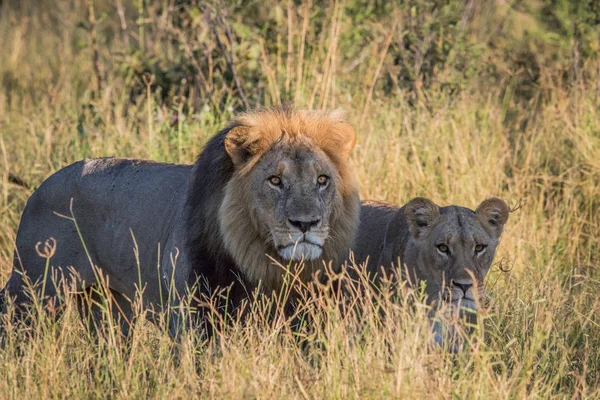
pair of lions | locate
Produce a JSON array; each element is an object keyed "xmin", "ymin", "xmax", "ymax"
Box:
[{"xmin": 2, "ymin": 107, "xmax": 509, "ymax": 343}]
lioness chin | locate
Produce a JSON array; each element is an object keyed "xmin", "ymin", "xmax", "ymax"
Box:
[
  {"xmin": 350, "ymin": 197, "xmax": 509, "ymax": 350},
  {"xmin": 2, "ymin": 106, "xmax": 360, "ymax": 333}
]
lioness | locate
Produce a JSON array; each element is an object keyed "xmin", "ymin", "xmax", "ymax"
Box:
[
  {"xmin": 351, "ymin": 197, "xmax": 509, "ymax": 344},
  {"xmin": 2, "ymin": 107, "xmax": 360, "ymax": 329}
]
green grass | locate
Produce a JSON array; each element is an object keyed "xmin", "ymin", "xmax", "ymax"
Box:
[{"xmin": 0, "ymin": 0, "xmax": 599, "ymax": 398}]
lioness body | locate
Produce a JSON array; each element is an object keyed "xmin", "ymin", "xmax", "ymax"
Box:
[
  {"xmin": 350, "ymin": 201, "xmax": 405, "ymax": 271},
  {"xmin": 3, "ymin": 107, "xmax": 360, "ymax": 326}
]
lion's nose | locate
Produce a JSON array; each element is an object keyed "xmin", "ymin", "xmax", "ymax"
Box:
[
  {"xmin": 452, "ymin": 280, "xmax": 473, "ymax": 295},
  {"xmin": 288, "ymin": 218, "xmax": 320, "ymax": 233}
]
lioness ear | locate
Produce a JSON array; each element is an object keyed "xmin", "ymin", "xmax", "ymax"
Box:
[
  {"xmin": 476, "ymin": 197, "xmax": 509, "ymax": 238},
  {"xmin": 224, "ymin": 125, "xmax": 264, "ymax": 166},
  {"xmin": 405, "ymin": 197, "xmax": 440, "ymax": 239}
]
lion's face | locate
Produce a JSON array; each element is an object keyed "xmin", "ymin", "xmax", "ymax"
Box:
[
  {"xmin": 248, "ymin": 143, "xmax": 339, "ymax": 261},
  {"xmin": 216, "ymin": 108, "xmax": 360, "ymax": 289},
  {"xmin": 405, "ymin": 198, "xmax": 509, "ymax": 315}
]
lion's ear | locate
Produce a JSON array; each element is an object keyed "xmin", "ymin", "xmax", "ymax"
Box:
[
  {"xmin": 224, "ymin": 125, "xmax": 264, "ymax": 166},
  {"xmin": 476, "ymin": 197, "xmax": 509, "ymax": 238},
  {"xmin": 405, "ymin": 197, "xmax": 440, "ymax": 239},
  {"xmin": 317, "ymin": 121, "xmax": 356, "ymax": 160},
  {"xmin": 334, "ymin": 122, "xmax": 357, "ymax": 159}
]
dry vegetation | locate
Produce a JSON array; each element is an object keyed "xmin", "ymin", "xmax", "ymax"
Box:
[{"xmin": 0, "ymin": 0, "xmax": 599, "ymax": 398}]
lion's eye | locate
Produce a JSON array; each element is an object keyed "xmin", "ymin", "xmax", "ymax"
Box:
[
  {"xmin": 268, "ymin": 176, "xmax": 282, "ymax": 186},
  {"xmin": 317, "ymin": 175, "xmax": 329, "ymax": 186},
  {"xmin": 475, "ymin": 244, "xmax": 486, "ymax": 253},
  {"xmin": 437, "ymin": 244, "xmax": 449, "ymax": 253}
]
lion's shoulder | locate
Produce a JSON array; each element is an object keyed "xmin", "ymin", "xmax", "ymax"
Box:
[
  {"xmin": 359, "ymin": 200, "xmax": 401, "ymax": 223},
  {"xmin": 361, "ymin": 200, "xmax": 399, "ymax": 211}
]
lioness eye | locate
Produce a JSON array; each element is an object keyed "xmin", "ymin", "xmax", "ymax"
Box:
[
  {"xmin": 317, "ymin": 175, "xmax": 329, "ymax": 186},
  {"xmin": 475, "ymin": 244, "xmax": 486, "ymax": 253},
  {"xmin": 268, "ymin": 176, "xmax": 281, "ymax": 186},
  {"xmin": 437, "ymin": 244, "xmax": 449, "ymax": 253}
]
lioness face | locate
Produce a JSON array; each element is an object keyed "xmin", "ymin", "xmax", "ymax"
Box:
[
  {"xmin": 249, "ymin": 143, "xmax": 338, "ymax": 262},
  {"xmin": 405, "ymin": 198, "xmax": 509, "ymax": 315}
]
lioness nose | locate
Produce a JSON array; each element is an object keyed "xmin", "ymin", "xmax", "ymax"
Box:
[
  {"xmin": 452, "ymin": 280, "xmax": 473, "ymax": 295},
  {"xmin": 288, "ymin": 218, "xmax": 320, "ymax": 233}
]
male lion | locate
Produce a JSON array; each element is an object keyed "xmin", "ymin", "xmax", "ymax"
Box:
[
  {"xmin": 350, "ymin": 197, "xmax": 509, "ymax": 347},
  {"xmin": 2, "ymin": 107, "xmax": 360, "ymax": 330}
]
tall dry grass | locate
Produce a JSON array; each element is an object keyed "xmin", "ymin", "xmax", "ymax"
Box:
[{"xmin": 0, "ymin": 0, "xmax": 599, "ymax": 398}]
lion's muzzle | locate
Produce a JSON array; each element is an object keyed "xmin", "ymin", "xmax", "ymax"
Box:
[
  {"xmin": 278, "ymin": 241, "xmax": 323, "ymax": 261},
  {"xmin": 274, "ymin": 229, "xmax": 327, "ymax": 261},
  {"xmin": 442, "ymin": 279, "xmax": 483, "ymax": 313}
]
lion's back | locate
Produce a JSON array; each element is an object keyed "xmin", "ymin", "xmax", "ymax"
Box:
[
  {"xmin": 13, "ymin": 158, "xmax": 192, "ymax": 300},
  {"xmin": 23, "ymin": 157, "xmax": 192, "ymax": 228}
]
